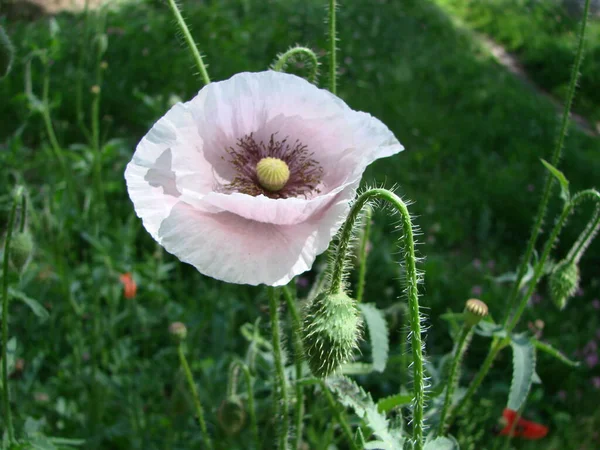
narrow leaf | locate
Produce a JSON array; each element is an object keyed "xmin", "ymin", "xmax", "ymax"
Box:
[
  {"xmin": 377, "ymin": 393, "xmax": 413, "ymax": 413},
  {"xmin": 358, "ymin": 303, "xmax": 389, "ymax": 372},
  {"xmin": 541, "ymin": 159, "xmax": 570, "ymax": 202},
  {"xmin": 9, "ymin": 288, "xmax": 50, "ymax": 321},
  {"xmin": 424, "ymin": 436, "xmax": 459, "ymax": 450},
  {"xmin": 533, "ymin": 339, "xmax": 580, "ymax": 368},
  {"xmin": 507, "ymin": 334, "xmax": 537, "ymax": 411}
]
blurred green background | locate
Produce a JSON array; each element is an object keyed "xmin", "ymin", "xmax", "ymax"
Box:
[{"xmin": 1, "ymin": 0, "xmax": 599, "ymax": 448}]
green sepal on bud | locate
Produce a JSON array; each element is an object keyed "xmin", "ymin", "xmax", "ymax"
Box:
[
  {"xmin": 9, "ymin": 230, "xmax": 34, "ymax": 273},
  {"xmin": 464, "ymin": 298, "xmax": 488, "ymax": 327},
  {"xmin": 0, "ymin": 25, "xmax": 14, "ymax": 80},
  {"xmin": 548, "ymin": 259, "xmax": 580, "ymax": 310},
  {"xmin": 168, "ymin": 322, "xmax": 188, "ymax": 341},
  {"xmin": 302, "ymin": 291, "xmax": 362, "ymax": 377},
  {"xmin": 218, "ymin": 397, "xmax": 246, "ymax": 435}
]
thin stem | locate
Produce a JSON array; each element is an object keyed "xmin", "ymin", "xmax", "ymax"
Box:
[
  {"xmin": 178, "ymin": 343, "xmax": 213, "ymax": 450},
  {"xmin": 356, "ymin": 205, "xmax": 372, "ymax": 303},
  {"xmin": 567, "ymin": 204, "xmax": 600, "ymax": 264},
  {"xmin": 272, "ymin": 46, "xmax": 319, "ymax": 84},
  {"xmin": 282, "ymin": 286, "xmax": 305, "ymax": 450},
  {"xmin": 438, "ymin": 326, "xmax": 473, "ymax": 435},
  {"xmin": 166, "ymin": 0, "xmax": 211, "ymax": 86},
  {"xmin": 503, "ymin": 0, "xmax": 591, "ymax": 326},
  {"xmin": 239, "ymin": 364, "xmax": 260, "ymax": 449},
  {"xmin": 328, "ymin": 188, "xmax": 424, "ymax": 449},
  {"xmin": 320, "ymin": 380, "xmax": 360, "ymax": 450},
  {"xmin": 268, "ymin": 287, "xmax": 289, "ymax": 450},
  {"xmin": 1, "ymin": 191, "xmax": 19, "ymax": 444},
  {"xmin": 328, "ymin": 0, "xmax": 337, "ymax": 94}
]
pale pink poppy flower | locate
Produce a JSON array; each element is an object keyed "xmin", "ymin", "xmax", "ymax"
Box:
[{"xmin": 125, "ymin": 71, "xmax": 403, "ymax": 286}]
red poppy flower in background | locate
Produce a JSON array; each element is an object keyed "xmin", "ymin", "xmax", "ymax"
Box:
[
  {"xmin": 498, "ymin": 408, "xmax": 548, "ymax": 439},
  {"xmin": 119, "ymin": 273, "xmax": 137, "ymax": 299}
]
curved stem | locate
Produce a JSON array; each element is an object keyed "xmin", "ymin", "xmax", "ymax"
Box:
[
  {"xmin": 269, "ymin": 287, "xmax": 289, "ymax": 450},
  {"xmin": 1, "ymin": 190, "xmax": 19, "ymax": 444},
  {"xmin": 282, "ymin": 286, "xmax": 305, "ymax": 449},
  {"xmin": 166, "ymin": 0, "xmax": 211, "ymax": 86},
  {"xmin": 567, "ymin": 204, "xmax": 600, "ymax": 264},
  {"xmin": 320, "ymin": 380, "xmax": 360, "ymax": 450},
  {"xmin": 272, "ymin": 46, "xmax": 319, "ymax": 84},
  {"xmin": 438, "ymin": 326, "xmax": 473, "ymax": 436},
  {"xmin": 178, "ymin": 343, "xmax": 213, "ymax": 450},
  {"xmin": 356, "ymin": 205, "xmax": 372, "ymax": 303},
  {"xmin": 503, "ymin": 0, "xmax": 591, "ymax": 326},
  {"xmin": 328, "ymin": 0, "xmax": 337, "ymax": 94},
  {"xmin": 239, "ymin": 363, "xmax": 260, "ymax": 450},
  {"xmin": 329, "ymin": 188, "xmax": 424, "ymax": 449}
]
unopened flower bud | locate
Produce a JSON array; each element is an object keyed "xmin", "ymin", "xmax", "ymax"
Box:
[
  {"xmin": 302, "ymin": 291, "xmax": 362, "ymax": 377},
  {"xmin": 218, "ymin": 397, "xmax": 246, "ymax": 435},
  {"xmin": 10, "ymin": 230, "xmax": 34, "ymax": 272},
  {"xmin": 169, "ymin": 322, "xmax": 187, "ymax": 341},
  {"xmin": 549, "ymin": 259, "xmax": 579, "ymax": 310},
  {"xmin": 464, "ymin": 298, "xmax": 488, "ymax": 327},
  {"xmin": 0, "ymin": 26, "xmax": 14, "ymax": 79}
]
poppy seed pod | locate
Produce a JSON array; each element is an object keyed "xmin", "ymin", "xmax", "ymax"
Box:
[
  {"xmin": 168, "ymin": 322, "xmax": 188, "ymax": 341},
  {"xmin": 464, "ymin": 298, "xmax": 488, "ymax": 327},
  {"xmin": 549, "ymin": 259, "xmax": 580, "ymax": 310},
  {"xmin": 302, "ymin": 291, "xmax": 362, "ymax": 377}
]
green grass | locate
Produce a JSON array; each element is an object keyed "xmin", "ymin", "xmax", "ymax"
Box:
[
  {"xmin": 434, "ymin": 0, "xmax": 600, "ymax": 124},
  {"xmin": 1, "ymin": 0, "xmax": 599, "ymax": 448}
]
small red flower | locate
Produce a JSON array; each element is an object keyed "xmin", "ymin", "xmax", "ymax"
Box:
[
  {"xmin": 119, "ymin": 273, "xmax": 137, "ymax": 299},
  {"xmin": 498, "ymin": 408, "xmax": 548, "ymax": 439}
]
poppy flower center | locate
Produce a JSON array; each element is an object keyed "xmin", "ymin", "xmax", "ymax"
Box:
[
  {"xmin": 256, "ymin": 157, "xmax": 290, "ymax": 192},
  {"xmin": 223, "ymin": 133, "xmax": 323, "ymax": 199}
]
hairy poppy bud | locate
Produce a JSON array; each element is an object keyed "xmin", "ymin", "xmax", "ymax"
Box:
[
  {"xmin": 10, "ymin": 230, "xmax": 34, "ymax": 273},
  {"xmin": 302, "ymin": 291, "xmax": 362, "ymax": 377},
  {"xmin": 218, "ymin": 397, "xmax": 246, "ymax": 435},
  {"xmin": 0, "ymin": 26, "xmax": 14, "ymax": 79},
  {"xmin": 548, "ymin": 259, "xmax": 579, "ymax": 310},
  {"xmin": 464, "ymin": 298, "xmax": 488, "ymax": 327}
]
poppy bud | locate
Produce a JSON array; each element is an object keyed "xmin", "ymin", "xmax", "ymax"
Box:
[
  {"xmin": 169, "ymin": 322, "xmax": 187, "ymax": 342},
  {"xmin": 302, "ymin": 291, "xmax": 362, "ymax": 377},
  {"xmin": 548, "ymin": 259, "xmax": 579, "ymax": 310},
  {"xmin": 0, "ymin": 26, "xmax": 14, "ymax": 79},
  {"xmin": 464, "ymin": 298, "xmax": 488, "ymax": 327},
  {"xmin": 10, "ymin": 230, "xmax": 34, "ymax": 273},
  {"xmin": 218, "ymin": 397, "xmax": 246, "ymax": 435}
]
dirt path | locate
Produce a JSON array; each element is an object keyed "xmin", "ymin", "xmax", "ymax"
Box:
[{"xmin": 478, "ymin": 33, "xmax": 599, "ymax": 136}]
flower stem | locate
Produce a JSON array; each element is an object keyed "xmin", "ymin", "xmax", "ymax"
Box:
[
  {"xmin": 356, "ymin": 205, "xmax": 372, "ymax": 303},
  {"xmin": 320, "ymin": 380, "xmax": 360, "ymax": 450},
  {"xmin": 328, "ymin": 0, "xmax": 337, "ymax": 94},
  {"xmin": 329, "ymin": 188, "xmax": 424, "ymax": 449},
  {"xmin": 282, "ymin": 286, "xmax": 305, "ymax": 449},
  {"xmin": 272, "ymin": 46, "xmax": 319, "ymax": 84},
  {"xmin": 566, "ymin": 203, "xmax": 600, "ymax": 264},
  {"xmin": 268, "ymin": 287, "xmax": 289, "ymax": 450},
  {"xmin": 239, "ymin": 363, "xmax": 260, "ymax": 449},
  {"xmin": 177, "ymin": 342, "xmax": 213, "ymax": 450},
  {"xmin": 1, "ymin": 190, "xmax": 19, "ymax": 444},
  {"xmin": 166, "ymin": 0, "xmax": 211, "ymax": 86},
  {"xmin": 437, "ymin": 325, "xmax": 473, "ymax": 436},
  {"xmin": 502, "ymin": 0, "xmax": 591, "ymax": 327}
]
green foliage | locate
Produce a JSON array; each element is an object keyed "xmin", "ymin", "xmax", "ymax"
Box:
[
  {"xmin": 541, "ymin": 159, "xmax": 570, "ymax": 203},
  {"xmin": 507, "ymin": 333, "xmax": 537, "ymax": 411},
  {"xmin": 377, "ymin": 393, "xmax": 413, "ymax": 414},
  {"xmin": 0, "ymin": 25, "xmax": 13, "ymax": 79},
  {"xmin": 532, "ymin": 338, "xmax": 580, "ymax": 368},
  {"xmin": 424, "ymin": 436, "xmax": 459, "ymax": 450},
  {"xmin": 326, "ymin": 376, "xmax": 405, "ymax": 449},
  {"xmin": 358, "ymin": 303, "xmax": 389, "ymax": 373}
]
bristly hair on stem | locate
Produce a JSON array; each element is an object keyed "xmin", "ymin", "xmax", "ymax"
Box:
[
  {"xmin": 327, "ymin": 0, "xmax": 338, "ymax": 94},
  {"xmin": 271, "ymin": 45, "xmax": 320, "ymax": 84}
]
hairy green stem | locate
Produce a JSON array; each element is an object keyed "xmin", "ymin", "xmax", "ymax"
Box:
[
  {"xmin": 438, "ymin": 326, "xmax": 473, "ymax": 436},
  {"xmin": 1, "ymin": 190, "xmax": 20, "ymax": 444},
  {"xmin": 269, "ymin": 287, "xmax": 289, "ymax": 450},
  {"xmin": 503, "ymin": 0, "xmax": 591, "ymax": 326},
  {"xmin": 239, "ymin": 363, "xmax": 260, "ymax": 449},
  {"xmin": 178, "ymin": 343, "xmax": 213, "ymax": 450},
  {"xmin": 282, "ymin": 286, "xmax": 305, "ymax": 450},
  {"xmin": 272, "ymin": 46, "xmax": 319, "ymax": 84},
  {"xmin": 328, "ymin": 0, "xmax": 337, "ymax": 94},
  {"xmin": 567, "ymin": 204, "xmax": 600, "ymax": 264},
  {"xmin": 356, "ymin": 205, "xmax": 372, "ymax": 303},
  {"xmin": 329, "ymin": 188, "xmax": 424, "ymax": 448},
  {"xmin": 166, "ymin": 0, "xmax": 211, "ymax": 86},
  {"xmin": 320, "ymin": 380, "xmax": 360, "ymax": 450}
]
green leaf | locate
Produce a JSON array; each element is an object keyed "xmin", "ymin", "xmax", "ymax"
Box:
[
  {"xmin": 377, "ymin": 393, "xmax": 413, "ymax": 413},
  {"xmin": 9, "ymin": 288, "xmax": 50, "ymax": 321},
  {"xmin": 474, "ymin": 321, "xmax": 506, "ymax": 339},
  {"xmin": 532, "ymin": 339, "xmax": 580, "ymax": 368},
  {"xmin": 507, "ymin": 334, "xmax": 537, "ymax": 411},
  {"xmin": 541, "ymin": 159, "xmax": 570, "ymax": 202},
  {"xmin": 358, "ymin": 303, "xmax": 389, "ymax": 373},
  {"xmin": 424, "ymin": 436, "xmax": 459, "ymax": 450},
  {"xmin": 326, "ymin": 376, "xmax": 405, "ymax": 449}
]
